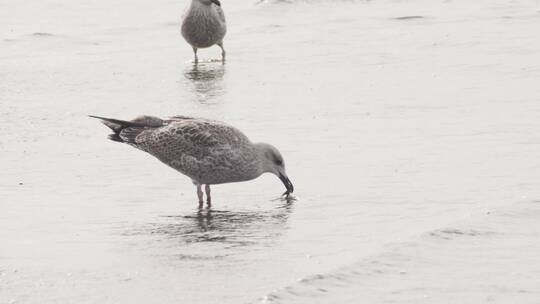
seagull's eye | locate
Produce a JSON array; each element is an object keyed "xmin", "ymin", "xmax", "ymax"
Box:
[{"xmin": 274, "ymin": 157, "xmax": 283, "ymax": 166}]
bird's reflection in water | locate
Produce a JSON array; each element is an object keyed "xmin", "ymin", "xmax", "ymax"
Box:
[
  {"xmin": 183, "ymin": 62, "xmax": 226, "ymax": 104},
  {"xmin": 141, "ymin": 200, "xmax": 294, "ymax": 249}
]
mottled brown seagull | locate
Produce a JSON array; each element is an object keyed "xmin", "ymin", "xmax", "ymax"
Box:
[
  {"xmin": 181, "ymin": 0, "xmax": 227, "ymax": 63},
  {"xmin": 90, "ymin": 115, "xmax": 294, "ymax": 206}
]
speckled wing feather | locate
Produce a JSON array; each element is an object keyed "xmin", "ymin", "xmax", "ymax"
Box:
[
  {"xmin": 125, "ymin": 117, "xmax": 256, "ymax": 183},
  {"xmin": 215, "ymin": 5, "xmax": 226, "ymax": 24}
]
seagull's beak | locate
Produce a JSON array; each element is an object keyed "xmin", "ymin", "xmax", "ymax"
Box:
[
  {"xmin": 279, "ymin": 172, "xmax": 294, "ymax": 196},
  {"xmin": 210, "ymin": 0, "xmax": 221, "ymax": 6}
]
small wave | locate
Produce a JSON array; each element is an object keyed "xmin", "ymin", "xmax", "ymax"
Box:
[
  {"xmin": 154, "ymin": 253, "xmax": 227, "ymax": 261},
  {"xmin": 30, "ymin": 32, "xmax": 55, "ymax": 37},
  {"xmin": 255, "ymin": 202, "xmax": 538, "ymax": 303},
  {"xmin": 428, "ymin": 228, "xmax": 496, "ymax": 240},
  {"xmin": 255, "ymin": 0, "xmax": 295, "ymax": 4},
  {"xmin": 392, "ymin": 15, "xmax": 425, "ymax": 21},
  {"xmin": 256, "ymin": 0, "xmax": 367, "ymax": 5}
]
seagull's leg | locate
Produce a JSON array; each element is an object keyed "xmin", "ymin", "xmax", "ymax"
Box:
[
  {"xmin": 192, "ymin": 47, "xmax": 199, "ymax": 63},
  {"xmin": 217, "ymin": 42, "xmax": 226, "ymax": 62},
  {"xmin": 205, "ymin": 184, "xmax": 211, "ymax": 207},
  {"xmin": 196, "ymin": 185, "xmax": 204, "ymax": 207}
]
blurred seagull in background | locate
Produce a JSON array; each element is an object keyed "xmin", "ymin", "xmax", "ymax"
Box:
[
  {"xmin": 181, "ymin": 0, "xmax": 227, "ymax": 63},
  {"xmin": 90, "ymin": 115, "xmax": 294, "ymax": 207}
]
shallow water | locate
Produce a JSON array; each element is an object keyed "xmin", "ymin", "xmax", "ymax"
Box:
[{"xmin": 1, "ymin": 0, "xmax": 540, "ymax": 303}]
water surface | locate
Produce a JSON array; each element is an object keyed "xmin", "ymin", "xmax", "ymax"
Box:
[{"xmin": 1, "ymin": 0, "xmax": 540, "ymax": 303}]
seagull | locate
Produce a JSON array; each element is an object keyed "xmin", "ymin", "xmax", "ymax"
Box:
[
  {"xmin": 90, "ymin": 115, "xmax": 294, "ymax": 206},
  {"xmin": 181, "ymin": 0, "xmax": 227, "ymax": 63}
]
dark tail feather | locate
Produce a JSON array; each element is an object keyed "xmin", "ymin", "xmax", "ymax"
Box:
[
  {"xmin": 90, "ymin": 115, "xmax": 164, "ymax": 143},
  {"xmin": 88, "ymin": 115, "xmax": 148, "ymax": 131},
  {"xmin": 89, "ymin": 115, "xmax": 145, "ymax": 143},
  {"xmin": 88, "ymin": 115, "xmax": 163, "ymax": 143},
  {"xmin": 89, "ymin": 115, "xmax": 163, "ymax": 127},
  {"xmin": 108, "ymin": 134, "xmax": 123, "ymax": 142},
  {"xmin": 89, "ymin": 115, "xmax": 125, "ymax": 143}
]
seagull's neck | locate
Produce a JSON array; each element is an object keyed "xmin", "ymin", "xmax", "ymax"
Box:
[{"xmin": 253, "ymin": 143, "xmax": 275, "ymax": 175}]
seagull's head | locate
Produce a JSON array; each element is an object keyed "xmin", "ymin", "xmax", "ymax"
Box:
[
  {"xmin": 256, "ymin": 143, "xmax": 294, "ymax": 196},
  {"xmin": 196, "ymin": 0, "xmax": 221, "ymax": 6}
]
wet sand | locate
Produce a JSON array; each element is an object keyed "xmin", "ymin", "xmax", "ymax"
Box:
[{"xmin": 1, "ymin": 0, "xmax": 540, "ymax": 303}]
